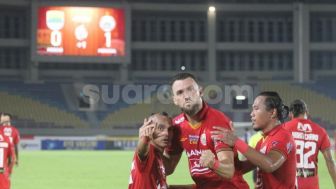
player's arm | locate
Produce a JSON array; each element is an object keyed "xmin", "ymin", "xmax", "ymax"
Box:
[
  {"xmin": 321, "ymin": 147, "xmax": 336, "ymax": 188},
  {"xmin": 15, "ymin": 144, "xmax": 18, "ymax": 165},
  {"xmin": 239, "ymin": 147, "xmax": 285, "ymax": 173},
  {"xmin": 163, "ymin": 151, "xmax": 182, "ymax": 175},
  {"xmin": 14, "ymin": 130, "xmax": 20, "ymax": 165},
  {"xmin": 136, "ymin": 118, "xmax": 156, "ymax": 161},
  {"xmin": 7, "ymin": 141, "xmax": 16, "ymax": 174},
  {"xmin": 212, "ymin": 126, "xmax": 286, "ymax": 173},
  {"xmin": 237, "ymin": 159, "xmax": 257, "ymax": 174},
  {"xmin": 215, "ymin": 150, "xmax": 235, "ymax": 178},
  {"xmin": 199, "ymin": 148, "xmax": 235, "ymax": 178}
]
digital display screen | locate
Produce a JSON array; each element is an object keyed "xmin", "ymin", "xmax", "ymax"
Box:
[{"xmin": 36, "ymin": 6, "xmax": 125, "ymax": 57}]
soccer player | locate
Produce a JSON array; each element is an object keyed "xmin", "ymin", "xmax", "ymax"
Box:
[
  {"xmin": 0, "ymin": 113, "xmax": 20, "ymax": 170},
  {"xmin": 128, "ymin": 112, "xmax": 173, "ymax": 189},
  {"xmin": 211, "ymin": 91, "xmax": 297, "ymax": 189},
  {"xmin": 165, "ymin": 73, "xmax": 249, "ymax": 189},
  {"xmin": 0, "ymin": 124, "xmax": 16, "ymax": 189},
  {"xmin": 283, "ymin": 99, "xmax": 336, "ymax": 189}
]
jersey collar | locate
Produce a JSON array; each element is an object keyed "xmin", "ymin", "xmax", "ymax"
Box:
[
  {"xmin": 263, "ymin": 124, "xmax": 282, "ymax": 137},
  {"xmin": 293, "ymin": 118, "xmax": 307, "ymax": 122}
]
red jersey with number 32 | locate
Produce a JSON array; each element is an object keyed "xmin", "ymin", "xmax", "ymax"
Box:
[
  {"xmin": 283, "ymin": 118, "xmax": 331, "ymax": 189},
  {"xmin": 128, "ymin": 144, "xmax": 167, "ymax": 189},
  {"xmin": 169, "ymin": 103, "xmax": 249, "ymax": 189},
  {"xmin": 255, "ymin": 125, "xmax": 296, "ymax": 189}
]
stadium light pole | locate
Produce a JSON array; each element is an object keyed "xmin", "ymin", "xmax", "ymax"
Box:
[{"xmin": 207, "ymin": 5, "xmax": 216, "ymax": 82}]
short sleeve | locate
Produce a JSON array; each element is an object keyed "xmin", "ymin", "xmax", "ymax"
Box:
[
  {"xmin": 268, "ymin": 135, "xmax": 294, "ymax": 159},
  {"xmin": 213, "ymin": 119, "xmax": 233, "ymax": 152}
]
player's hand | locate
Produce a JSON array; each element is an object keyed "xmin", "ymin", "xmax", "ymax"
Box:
[
  {"xmin": 211, "ymin": 126, "xmax": 237, "ymax": 147},
  {"xmin": 139, "ymin": 118, "xmax": 156, "ymax": 141},
  {"xmin": 199, "ymin": 150, "xmax": 215, "ymax": 168}
]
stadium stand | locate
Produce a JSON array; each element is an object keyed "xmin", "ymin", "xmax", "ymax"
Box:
[
  {"xmin": 101, "ymin": 95, "xmax": 179, "ymax": 128},
  {"xmin": 0, "ymin": 91, "xmax": 89, "ymax": 128}
]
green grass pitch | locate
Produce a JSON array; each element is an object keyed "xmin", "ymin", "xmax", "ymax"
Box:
[{"xmin": 11, "ymin": 150, "xmax": 334, "ymax": 189}]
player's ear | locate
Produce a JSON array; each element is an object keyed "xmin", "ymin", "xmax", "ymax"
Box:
[
  {"xmin": 172, "ymin": 94, "xmax": 178, "ymax": 105},
  {"xmin": 270, "ymin": 108, "xmax": 277, "ymax": 119},
  {"xmin": 199, "ymin": 86, "xmax": 204, "ymax": 97}
]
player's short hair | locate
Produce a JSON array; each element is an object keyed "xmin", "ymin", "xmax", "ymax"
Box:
[
  {"xmin": 170, "ymin": 72, "xmax": 199, "ymax": 86},
  {"xmin": 149, "ymin": 112, "xmax": 172, "ymax": 126},
  {"xmin": 150, "ymin": 111, "xmax": 169, "ymax": 118},
  {"xmin": 257, "ymin": 91, "xmax": 289, "ymax": 123},
  {"xmin": 1, "ymin": 112, "xmax": 12, "ymax": 119},
  {"xmin": 289, "ymin": 99, "xmax": 307, "ymax": 118}
]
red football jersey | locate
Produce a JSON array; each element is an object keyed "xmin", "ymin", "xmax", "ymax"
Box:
[
  {"xmin": 283, "ymin": 118, "xmax": 331, "ymax": 189},
  {"xmin": 169, "ymin": 103, "xmax": 249, "ymax": 189},
  {"xmin": 1, "ymin": 125, "xmax": 20, "ymax": 175},
  {"xmin": 128, "ymin": 144, "xmax": 168, "ymax": 189},
  {"xmin": 0, "ymin": 131, "xmax": 15, "ymax": 189},
  {"xmin": 1, "ymin": 125, "xmax": 20, "ymax": 145},
  {"xmin": 255, "ymin": 125, "xmax": 296, "ymax": 189}
]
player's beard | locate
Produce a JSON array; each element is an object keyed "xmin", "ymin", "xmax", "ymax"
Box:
[{"xmin": 181, "ymin": 102, "xmax": 201, "ymax": 117}]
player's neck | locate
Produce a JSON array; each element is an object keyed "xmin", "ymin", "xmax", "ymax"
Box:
[
  {"xmin": 262, "ymin": 121, "xmax": 279, "ymax": 134},
  {"xmin": 185, "ymin": 114, "xmax": 200, "ymax": 125},
  {"xmin": 295, "ymin": 115, "xmax": 306, "ymax": 119},
  {"xmin": 185, "ymin": 103, "xmax": 203, "ymax": 125}
]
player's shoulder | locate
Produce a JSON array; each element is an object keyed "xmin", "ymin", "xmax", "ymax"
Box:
[
  {"xmin": 278, "ymin": 125, "xmax": 292, "ymax": 135},
  {"xmin": 207, "ymin": 106, "xmax": 231, "ymax": 122},
  {"xmin": 276, "ymin": 125, "xmax": 294, "ymax": 140},
  {"xmin": 307, "ymin": 120, "xmax": 325, "ymax": 131},
  {"xmin": 282, "ymin": 119, "xmax": 298, "ymax": 130},
  {"xmin": 173, "ymin": 113, "xmax": 185, "ymax": 125}
]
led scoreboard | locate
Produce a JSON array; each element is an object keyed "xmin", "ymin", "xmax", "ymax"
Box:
[{"xmin": 32, "ymin": 4, "xmax": 130, "ymax": 63}]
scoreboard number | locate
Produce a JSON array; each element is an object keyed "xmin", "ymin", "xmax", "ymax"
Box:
[{"xmin": 50, "ymin": 30, "xmax": 62, "ymax": 47}]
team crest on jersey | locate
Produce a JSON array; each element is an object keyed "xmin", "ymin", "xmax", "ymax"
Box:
[
  {"xmin": 286, "ymin": 142, "xmax": 293, "ymax": 153},
  {"xmin": 200, "ymin": 133, "xmax": 207, "ymax": 146},
  {"xmin": 188, "ymin": 135, "xmax": 199, "ymax": 144},
  {"xmin": 271, "ymin": 141, "xmax": 279, "ymax": 147}
]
